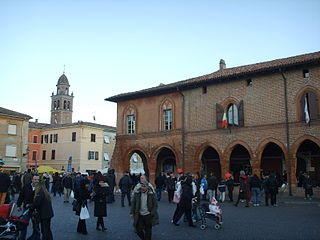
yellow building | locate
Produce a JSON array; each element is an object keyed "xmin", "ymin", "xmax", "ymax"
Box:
[{"xmin": 0, "ymin": 107, "xmax": 32, "ymax": 172}]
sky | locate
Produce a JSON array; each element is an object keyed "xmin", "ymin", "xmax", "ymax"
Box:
[{"xmin": 1, "ymin": 0, "xmax": 319, "ymax": 127}]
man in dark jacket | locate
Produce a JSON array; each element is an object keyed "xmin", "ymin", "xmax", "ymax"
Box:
[
  {"xmin": 62, "ymin": 173, "xmax": 73, "ymax": 203},
  {"xmin": 17, "ymin": 174, "xmax": 39, "ymax": 240},
  {"xmin": 155, "ymin": 172, "xmax": 166, "ymax": 201},
  {"xmin": 105, "ymin": 169, "xmax": 116, "ymax": 203},
  {"xmin": 119, "ymin": 171, "xmax": 133, "ymax": 207},
  {"xmin": 0, "ymin": 170, "xmax": 11, "ymax": 204},
  {"xmin": 234, "ymin": 171, "xmax": 250, "ymax": 207},
  {"xmin": 207, "ymin": 173, "xmax": 218, "ymax": 201}
]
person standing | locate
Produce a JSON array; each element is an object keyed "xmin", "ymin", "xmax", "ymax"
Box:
[
  {"xmin": 130, "ymin": 179, "xmax": 159, "ymax": 240},
  {"xmin": 155, "ymin": 172, "xmax": 166, "ymax": 201},
  {"xmin": 29, "ymin": 177, "xmax": 54, "ymax": 240},
  {"xmin": 225, "ymin": 173, "xmax": 234, "ymax": 202},
  {"xmin": 234, "ymin": 171, "xmax": 249, "ymax": 207},
  {"xmin": 76, "ymin": 179, "xmax": 91, "ymax": 235},
  {"xmin": 200, "ymin": 174, "xmax": 208, "ymax": 200},
  {"xmin": 165, "ymin": 172, "xmax": 176, "ymax": 203},
  {"xmin": 92, "ymin": 179, "xmax": 109, "ymax": 231},
  {"xmin": 266, "ymin": 173, "xmax": 279, "ymax": 207},
  {"xmin": 17, "ymin": 174, "xmax": 39, "ymax": 240},
  {"xmin": 62, "ymin": 173, "xmax": 73, "ymax": 203},
  {"xmin": 105, "ymin": 169, "xmax": 116, "ymax": 203},
  {"xmin": 119, "ymin": 171, "xmax": 133, "ymax": 207},
  {"xmin": 207, "ymin": 173, "xmax": 218, "ymax": 202},
  {"xmin": 218, "ymin": 179, "xmax": 226, "ymax": 202},
  {"xmin": 52, "ymin": 172, "xmax": 62, "ymax": 197},
  {"xmin": 250, "ymin": 174, "xmax": 261, "ymax": 206},
  {"xmin": 0, "ymin": 169, "xmax": 11, "ymax": 205},
  {"xmin": 302, "ymin": 173, "xmax": 313, "ymax": 200}
]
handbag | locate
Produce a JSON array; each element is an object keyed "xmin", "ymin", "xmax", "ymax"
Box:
[
  {"xmin": 80, "ymin": 205, "xmax": 90, "ymax": 220},
  {"xmin": 72, "ymin": 200, "xmax": 80, "ymax": 212}
]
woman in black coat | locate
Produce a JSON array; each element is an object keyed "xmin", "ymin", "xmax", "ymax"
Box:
[
  {"xmin": 76, "ymin": 179, "xmax": 91, "ymax": 235},
  {"xmin": 92, "ymin": 180, "xmax": 109, "ymax": 231}
]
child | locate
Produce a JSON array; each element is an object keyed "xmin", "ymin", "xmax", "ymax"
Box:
[{"xmin": 207, "ymin": 197, "xmax": 223, "ymax": 224}]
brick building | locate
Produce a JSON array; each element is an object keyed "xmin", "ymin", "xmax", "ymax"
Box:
[{"xmin": 106, "ymin": 51, "xmax": 320, "ymax": 190}]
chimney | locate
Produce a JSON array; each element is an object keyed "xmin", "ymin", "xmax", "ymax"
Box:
[{"xmin": 219, "ymin": 59, "xmax": 226, "ymax": 70}]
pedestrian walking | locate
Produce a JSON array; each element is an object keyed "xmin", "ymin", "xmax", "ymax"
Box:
[
  {"xmin": 52, "ymin": 172, "xmax": 62, "ymax": 197},
  {"xmin": 155, "ymin": 172, "xmax": 166, "ymax": 201},
  {"xmin": 130, "ymin": 178, "xmax": 159, "ymax": 240},
  {"xmin": 119, "ymin": 171, "xmax": 133, "ymax": 207},
  {"xmin": 172, "ymin": 175, "xmax": 196, "ymax": 227},
  {"xmin": 75, "ymin": 179, "xmax": 91, "ymax": 235},
  {"xmin": 105, "ymin": 168, "xmax": 116, "ymax": 203},
  {"xmin": 165, "ymin": 172, "xmax": 176, "ymax": 203},
  {"xmin": 92, "ymin": 179, "xmax": 109, "ymax": 231},
  {"xmin": 218, "ymin": 179, "xmax": 226, "ymax": 202},
  {"xmin": 200, "ymin": 174, "xmax": 208, "ymax": 200},
  {"xmin": 207, "ymin": 172, "xmax": 218, "ymax": 201}
]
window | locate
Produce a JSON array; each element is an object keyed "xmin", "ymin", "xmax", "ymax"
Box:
[
  {"xmin": 303, "ymin": 69, "xmax": 310, "ymax": 78},
  {"xmin": 33, "ymin": 136, "xmax": 38, "ymax": 143},
  {"xmin": 51, "ymin": 150, "xmax": 56, "ymax": 160},
  {"xmin": 247, "ymin": 79, "xmax": 253, "ymax": 86},
  {"xmin": 72, "ymin": 132, "xmax": 76, "ymax": 142},
  {"xmin": 202, "ymin": 86, "xmax": 207, "ymax": 94},
  {"xmin": 44, "ymin": 135, "xmax": 49, "ymax": 144},
  {"xmin": 41, "ymin": 135, "xmax": 44, "ymax": 144},
  {"xmin": 301, "ymin": 91, "xmax": 319, "ymax": 122},
  {"xmin": 6, "ymin": 145, "xmax": 17, "ymax": 157},
  {"xmin": 227, "ymin": 104, "xmax": 239, "ymax": 126},
  {"xmin": 127, "ymin": 114, "xmax": 136, "ymax": 134},
  {"xmin": 104, "ymin": 152, "xmax": 110, "ymax": 161},
  {"xmin": 32, "ymin": 151, "xmax": 37, "ymax": 161},
  {"xmin": 53, "ymin": 134, "xmax": 58, "ymax": 143},
  {"xmin": 50, "ymin": 134, "xmax": 53, "ymax": 143},
  {"xmin": 8, "ymin": 124, "xmax": 17, "ymax": 135},
  {"xmin": 104, "ymin": 136, "xmax": 110, "ymax": 144},
  {"xmin": 42, "ymin": 150, "xmax": 46, "ymax": 160},
  {"xmin": 163, "ymin": 109, "xmax": 173, "ymax": 130},
  {"xmin": 91, "ymin": 134, "xmax": 96, "ymax": 142},
  {"xmin": 88, "ymin": 151, "xmax": 99, "ymax": 160}
]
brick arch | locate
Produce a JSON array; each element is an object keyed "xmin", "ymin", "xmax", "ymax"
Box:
[
  {"xmin": 256, "ymin": 137, "xmax": 287, "ymax": 162},
  {"xmin": 151, "ymin": 144, "xmax": 179, "ymax": 163},
  {"xmin": 221, "ymin": 96, "xmax": 241, "ymax": 109},
  {"xmin": 194, "ymin": 142, "xmax": 223, "ymax": 163},
  {"xmin": 125, "ymin": 146, "xmax": 150, "ymax": 177},
  {"xmin": 223, "ymin": 140, "xmax": 254, "ymax": 166},
  {"xmin": 295, "ymin": 86, "xmax": 320, "ymax": 121},
  {"xmin": 291, "ymin": 135, "xmax": 320, "ymax": 156}
]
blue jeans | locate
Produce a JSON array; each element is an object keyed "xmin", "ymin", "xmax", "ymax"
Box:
[
  {"xmin": 251, "ymin": 187, "xmax": 260, "ymax": 205},
  {"xmin": 156, "ymin": 188, "xmax": 162, "ymax": 201}
]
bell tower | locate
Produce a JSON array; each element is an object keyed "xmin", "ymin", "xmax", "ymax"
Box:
[{"xmin": 50, "ymin": 73, "xmax": 74, "ymax": 124}]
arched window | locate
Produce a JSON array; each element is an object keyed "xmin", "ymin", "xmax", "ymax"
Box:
[
  {"xmin": 227, "ymin": 104, "xmax": 239, "ymax": 126},
  {"xmin": 124, "ymin": 105, "xmax": 137, "ymax": 134},
  {"xmin": 53, "ymin": 101, "xmax": 57, "ymax": 110},
  {"xmin": 57, "ymin": 100, "xmax": 60, "ymax": 109},
  {"xmin": 161, "ymin": 99, "xmax": 173, "ymax": 131},
  {"xmin": 67, "ymin": 101, "xmax": 71, "ymax": 110},
  {"xmin": 300, "ymin": 91, "xmax": 319, "ymax": 122},
  {"xmin": 63, "ymin": 100, "xmax": 67, "ymax": 109}
]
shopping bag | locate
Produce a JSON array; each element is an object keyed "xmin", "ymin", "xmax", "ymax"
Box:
[
  {"xmin": 173, "ymin": 191, "xmax": 181, "ymax": 204},
  {"xmin": 80, "ymin": 206, "xmax": 90, "ymax": 220},
  {"xmin": 70, "ymin": 190, "xmax": 74, "ymax": 199}
]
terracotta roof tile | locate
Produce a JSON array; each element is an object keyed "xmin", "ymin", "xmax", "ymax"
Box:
[
  {"xmin": 105, "ymin": 51, "xmax": 320, "ymax": 102},
  {"xmin": 0, "ymin": 107, "xmax": 32, "ymax": 119}
]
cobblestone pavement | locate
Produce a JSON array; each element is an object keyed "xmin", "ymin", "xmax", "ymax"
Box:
[{"xmin": 11, "ymin": 191, "xmax": 320, "ymax": 240}]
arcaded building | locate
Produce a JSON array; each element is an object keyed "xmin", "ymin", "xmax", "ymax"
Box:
[{"xmin": 106, "ymin": 51, "xmax": 320, "ymax": 189}]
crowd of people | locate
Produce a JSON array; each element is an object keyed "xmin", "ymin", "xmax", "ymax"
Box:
[{"xmin": 0, "ymin": 167, "xmax": 317, "ymax": 240}]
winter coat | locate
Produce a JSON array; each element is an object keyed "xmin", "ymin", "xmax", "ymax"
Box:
[
  {"xmin": 130, "ymin": 186, "xmax": 159, "ymax": 230},
  {"xmin": 249, "ymin": 176, "xmax": 261, "ymax": 190},
  {"xmin": 0, "ymin": 172, "xmax": 11, "ymax": 192},
  {"xmin": 226, "ymin": 177, "xmax": 234, "ymax": 191},
  {"xmin": 119, "ymin": 175, "xmax": 133, "ymax": 193},
  {"xmin": 75, "ymin": 186, "xmax": 91, "ymax": 216},
  {"xmin": 17, "ymin": 183, "xmax": 35, "ymax": 209},
  {"xmin": 92, "ymin": 185, "xmax": 108, "ymax": 217},
  {"xmin": 166, "ymin": 177, "xmax": 176, "ymax": 191},
  {"xmin": 62, "ymin": 176, "xmax": 73, "ymax": 189},
  {"xmin": 201, "ymin": 178, "xmax": 208, "ymax": 190},
  {"xmin": 179, "ymin": 181, "xmax": 194, "ymax": 209},
  {"xmin": 30, "ymin": 189, "xmax": 54, "ymax": 220},
  {"xmin": 207, "ymin": 175, "xmax": 218, "ymax": 190},
  {"xmin": 266, "ymin": 175, "xmax": 278, "ymax": 193}
]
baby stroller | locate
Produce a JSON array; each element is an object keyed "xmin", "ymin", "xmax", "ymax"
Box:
[
  {"xmin": 0, "ymin": 204, "xmax": 29, "ymax": 240},
  {"xmin": 197, "ymin": 197, "xmax": 223, "ymax": 230}
]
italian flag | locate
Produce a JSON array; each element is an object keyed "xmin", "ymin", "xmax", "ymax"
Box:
[{"xmin": 221, "ymin": 111, "xmax": 227, "ymax": 128}]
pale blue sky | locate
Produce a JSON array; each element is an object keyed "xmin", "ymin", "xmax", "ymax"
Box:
[{"xmin": 1, "ymin": 0, "xmax": 319, "ymax": 127}]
